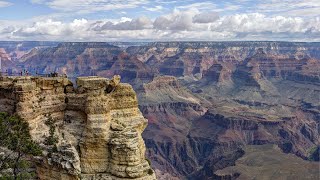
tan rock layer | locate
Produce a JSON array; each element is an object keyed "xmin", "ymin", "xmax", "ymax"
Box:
[{"xmin": 0, "ymin": 75, "xmax": 156, "ymax": 180}]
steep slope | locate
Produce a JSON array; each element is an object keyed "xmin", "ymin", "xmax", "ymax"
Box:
[{"xmin": 138, "ymin": 76, "xmax": 207, "ymax": 177}]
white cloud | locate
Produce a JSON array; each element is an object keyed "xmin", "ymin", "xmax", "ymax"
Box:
[
  {"xmin": 154, "ymin": 0, "xmax": 178, "ymax": 4},
  {"xmin": 214, "ymin": 13, "xmax": 309, "ymax": 33},
  {"xmin": 92, "ymin": 16, "xmax": 152, "ymax": 31},
  {"xmin": 193, "ymin": 12, "xmax": 219, "ymax": 24},
  {"xmin": 144, "ymin": 5, "xmax": 163, "ymax": 12},
  {"xmin": 0, "ymin": 1, "xmax": 12, "ymax": 7},
  {"xmin": 254, "ymin": 0, "xmax": 320, "ymax": 17},
  {"xmin": 1, "ymin": 9, "xmax": 320, "ymax": 42},
  {"xmin": 12, "ymin": 19, "xmax": 89, "ymax": 39},
  {"xmin": 176, "ymin": 2, "xmax": 217, "ymax": 11},
  {"xmin": 31, "ymin": 0, "xmax": 148, "ymax": 13},
  {"xmin": 153, "ymin": 9, "xmax": 198, "ymax": 31}
]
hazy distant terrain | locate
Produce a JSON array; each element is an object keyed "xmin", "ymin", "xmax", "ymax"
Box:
[
  {"xmin": 2, "ymin": 41, "xmax": 319, "ymax": 179},
  {"xmin": 215, "ymin": 144, "xmax": 319, "ymax": 180}
]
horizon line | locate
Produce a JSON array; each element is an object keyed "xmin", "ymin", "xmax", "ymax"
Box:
[{"xmin": 0, "ymin": 40, "xmax": 320, "ymax": 43}]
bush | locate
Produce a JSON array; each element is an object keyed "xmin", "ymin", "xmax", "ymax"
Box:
[
  {"xmin": 308, "ymin": 146, "xmax": 319, "ymax": 161},
  {"xmin": 44, "ymin": 116, "xmax": 58, "ymax": 146}
]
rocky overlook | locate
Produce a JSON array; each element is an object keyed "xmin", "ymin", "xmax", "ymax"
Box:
[
  {"xmin": 2, "ymin": 41, "xmax": 320, "ymax": 179},
  {"xmin": 0, "ymin": 75, "xmax": 156, "ymax": 180}
]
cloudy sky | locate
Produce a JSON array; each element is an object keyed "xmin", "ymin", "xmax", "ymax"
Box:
[{"xmin": 0, "ymin": 0, "xmax": 319, "ymax": 41}]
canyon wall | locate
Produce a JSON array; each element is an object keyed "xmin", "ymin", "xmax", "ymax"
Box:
[
  {"xmin": 3, "ymin": 41, "xmax": 320, "ymax": 179},
  {"xmin": 0, "ymin": 75, "xmax": 156, "ymax": 180}
]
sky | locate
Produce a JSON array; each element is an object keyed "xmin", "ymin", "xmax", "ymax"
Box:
[{"xmin": 0, "ymin": 0, "xmax": 319, "ymax": 41}]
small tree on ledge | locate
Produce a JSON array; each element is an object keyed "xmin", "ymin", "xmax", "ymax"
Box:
[{"xmin": 44, "ymin": 116, "xmax": 58, "ymax": 147}]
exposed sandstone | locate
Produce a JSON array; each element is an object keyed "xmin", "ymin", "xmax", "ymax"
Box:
[
  {"xmin": 4, "ymin": 41, "xmax": 320, "ymax": 179},
  {"xmin": 0, "ymin": 75, "xmax": 156, "ymax": 180}
]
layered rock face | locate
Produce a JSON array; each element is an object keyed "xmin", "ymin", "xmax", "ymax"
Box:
[
  {"xmin": 138, "ymin": 76, "xmax": 208, "ymax": 177},
  {"xmin": 17, "ymin": 43, "xmax": 124, "ymax": 82},
  {"xmin": 129, "ymin": 43, "xmax": 320, "ymax": 179},
  {"xmin": 9, "ymin": 41, "xmax": 320, "ymax": 85},
  {"xmin": 0, "ymin": 75, "xmax": 156, "ymax": 180},
  {"xmin": 4, "ymin": 41, "xmax": 320, "ymax": 179},
  {"xmin": 0, "ymin": 41, "xmax": 59, "ymax": 74}
]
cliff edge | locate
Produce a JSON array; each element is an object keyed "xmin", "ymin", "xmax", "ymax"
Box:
[{"xmin": 0, "ymin": 75, "xmax": 156, "ymax": 180}]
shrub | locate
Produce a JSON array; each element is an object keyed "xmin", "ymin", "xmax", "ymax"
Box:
[{"xmin": 44, "ymin": 116, "xmax": 58, "ymax": 146}]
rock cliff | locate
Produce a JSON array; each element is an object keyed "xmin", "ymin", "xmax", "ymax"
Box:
[
  {"xmin": 3, "ymin": 41, "xmax": 320, "ymax": 179},
  {"xmin": 0, "ymin": 75, "xmax": 156, "ymax": 180}
]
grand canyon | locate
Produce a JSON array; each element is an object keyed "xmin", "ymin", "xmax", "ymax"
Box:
[{"xmin": 0, "ymin": 41, "xmax": 319, "ymax": 179}]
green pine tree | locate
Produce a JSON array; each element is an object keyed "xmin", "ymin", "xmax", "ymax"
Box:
[{"xmin": 0, "ymin": 112, "xmax": 42, "ymax": 180}]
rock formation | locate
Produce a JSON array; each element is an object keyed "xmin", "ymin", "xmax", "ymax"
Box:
[
  {"xmin": 3, "ymin": 41, "xmax": 320, "ymax": 179},
  {"xmin": 0, "ymin": 75, "xmax": 156, "ymax": 180}
]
